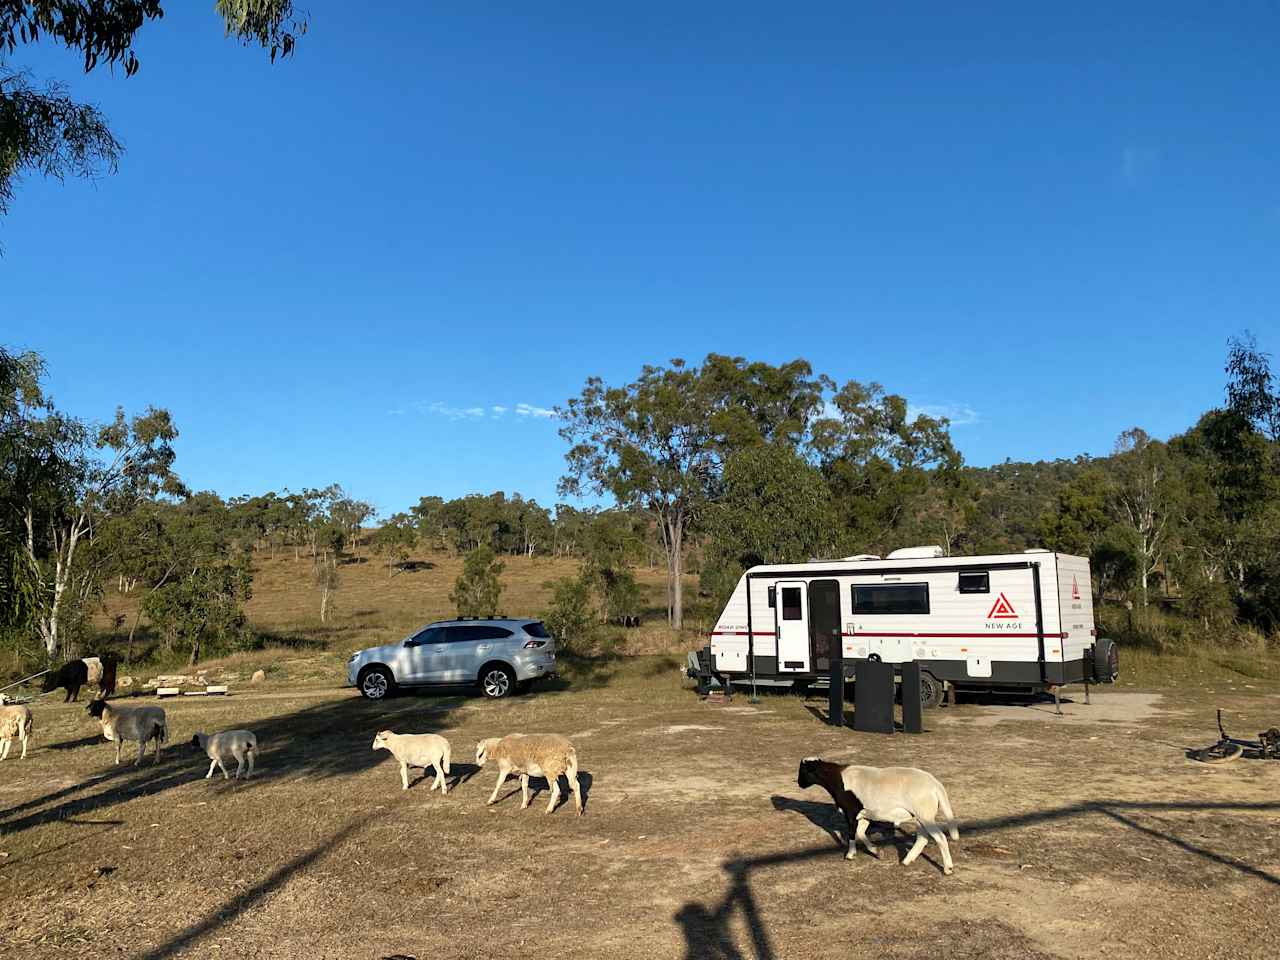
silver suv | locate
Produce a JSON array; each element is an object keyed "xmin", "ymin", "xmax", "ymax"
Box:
[{"xmin": 347, "ymin": 617, "xmax": 557, "ymax": 701}]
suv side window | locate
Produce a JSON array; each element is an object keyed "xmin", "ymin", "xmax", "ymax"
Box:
[
  {"xmin": 446, "ymin": 625, "xmax": 514, "ymax": 643},
  {"xmin": 407, "ymin": 626, "xmax": 443, "ymax": 646}
]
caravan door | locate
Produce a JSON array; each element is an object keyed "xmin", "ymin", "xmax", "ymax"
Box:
[{"xmin": 775, "ymin": 581, "xmax": 811, "ymax": 672}]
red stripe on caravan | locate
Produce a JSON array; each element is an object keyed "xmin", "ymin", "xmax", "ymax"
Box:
[{"xmin": 847, "ymin": 631, "xmax": 1068, "ymax": 639}]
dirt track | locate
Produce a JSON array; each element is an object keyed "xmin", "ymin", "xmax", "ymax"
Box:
[{"xmin": 1, "ymin": 666, "xmax": 1277, "ymax": 959}]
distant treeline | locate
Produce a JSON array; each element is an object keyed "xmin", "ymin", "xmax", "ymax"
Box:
[{"xmin": 3, "ymin": 336, "xmax": 1278, "ymax": 668}]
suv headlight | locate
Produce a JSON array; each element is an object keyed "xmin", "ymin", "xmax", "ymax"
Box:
[{"xmin": 348, "ymin": 652, "xmax": 361, "ymax": 663}]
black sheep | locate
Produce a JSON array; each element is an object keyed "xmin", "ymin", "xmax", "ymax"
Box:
[{"xmin": 41, "ymin": 655, "xmax": 118, "ymax": 703}]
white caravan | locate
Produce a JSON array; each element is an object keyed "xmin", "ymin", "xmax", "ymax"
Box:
[{"xmin": 699, "ymin": 546, "xmax": 1118, "ymax": 706}]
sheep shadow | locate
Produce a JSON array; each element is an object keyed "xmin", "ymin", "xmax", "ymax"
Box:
[
  {"xmin": 488, "ymin": 770, "xmax": 593, "ymax": 814},
  {"xmin": 377, "ymin": 760, "xmax": 482, "ymax": 793},
  {"xmin": 769, "ymin": 796, "xmax": 905, "ymax": 856},
  {"xmin": 42, "ymin": 734, "xmax": 105, "ymax": 751}
]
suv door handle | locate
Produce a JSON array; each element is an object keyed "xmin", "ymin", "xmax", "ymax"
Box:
[{"xmin": 476, "ymin": 644, "xmax": 492, "ymax": 653}]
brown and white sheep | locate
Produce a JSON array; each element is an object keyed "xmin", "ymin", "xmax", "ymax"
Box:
[
  {"xmin": 86, "ymin": 699, "xmax": 167, "ymax": 766},
  {"xmin": 834, "ymin": 760, "xmax": 960, "ymax": 875},
  {"xmin": 0, "ymin": 704, "xmax": 33, "ymax": 760},
  {"xmin": 476, "ymin": 733, "xmax": 582, "ymax": 815}
]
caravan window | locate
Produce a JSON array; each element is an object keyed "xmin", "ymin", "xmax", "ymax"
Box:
[
  {"xmin": 958, "ymin": 571, "xmax": 990, "ymax": 594},
  {"xmin": 780, "ymin": 587, "xmax": 803, "ymax": 620},
  {"xmin": 852, "ymin": 583, "xmax": 930, "ymax": 615}
]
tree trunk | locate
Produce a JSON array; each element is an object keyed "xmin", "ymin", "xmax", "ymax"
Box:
[{"xmin": 663, "ymin": 512, "xmax": 685, "ymax": 630}]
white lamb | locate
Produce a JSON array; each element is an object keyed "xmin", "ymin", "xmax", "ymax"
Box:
[
  {"xmin": 832, "ymin": 760, "xmax": 960, "ymax": 875},
  {"xmin": 0, "ymin": 704, "xmax": 33, "ymax": 760},
  {"xmin": 476, "ymin": 733, "xmax": 582, "ymax": 815},
  {"xmin": 191, "ymin": 729, "xmax": 258, "ymax": 780},
  {"xmin": 372, "ymin": 730, "xmax": 452, "ymax": 793}
]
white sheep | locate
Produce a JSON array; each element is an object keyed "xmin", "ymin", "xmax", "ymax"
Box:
[
  {"xmin": 832, "ymin": 760, "xmax": 959, "ymax": 874},
  {"xmin": 0, "ymin": 704, "xmax": 33, "ymax": 760},
  {"xmin": 86, "ymin": 699, "xmax": 167, "ymax": 766},
  {"xmin": 476, "ymin": 733, "xmax": 582, "ymax": 815},
  {"xmin": 372, "ymin": 730, "xmax": 452, "ymax": 793},
  {"xmin": 190, "ymin": 729, "xmax": 258, "ymax": 780}
]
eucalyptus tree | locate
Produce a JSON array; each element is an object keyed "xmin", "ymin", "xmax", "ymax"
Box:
[
  {"xmin": 559, "ymin": 355, "xmax": 827, "ymax": 629},
  {"xmin": 809, "ymin": 380, "xmax": 960, "ymax": 555},
  {"xmin": 1108, "ymin": 428, "xmax": 1182, "ymax": 608},
  {"xmin": 371, "ymin": 512, "xmax": 416, "ymax": 578},
  {"xmin": 1, "ymin": 1, "xmax": 305, "ymax": 221},
  {"xmin": 701, "ymin": 443, "xmax": 838, "ymax": 606}
]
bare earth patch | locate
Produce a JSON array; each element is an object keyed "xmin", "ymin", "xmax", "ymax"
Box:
[{"xmin": 1, "ymin": 666, "xmax": 1277, "ymax": 959}]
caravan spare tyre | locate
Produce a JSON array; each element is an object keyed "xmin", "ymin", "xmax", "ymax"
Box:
[{"xmin": 1093, "ymin": 638, "xmax": 1119, "ymax": 683}]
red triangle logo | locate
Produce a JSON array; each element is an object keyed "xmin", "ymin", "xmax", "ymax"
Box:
[
  {"xmin": 987, "ymin": 592, "xmax": 1018, "ymax": 619},
  {"xmin": 1071, "ymin": 575, "xmax": 1081, "ymax": 600}
]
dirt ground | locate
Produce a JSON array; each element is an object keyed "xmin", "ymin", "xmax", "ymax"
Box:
[{"xmin": 1, "ymin": 662, "xmax": 1277, "ymax": 960}]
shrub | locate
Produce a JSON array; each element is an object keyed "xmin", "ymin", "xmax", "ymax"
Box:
[
  {"xmin": 542, "ymin": 575, "xmax": 595, "ymax": 655},
  {"xmin": 451, "ymin": 545, "xmax": 505, "ymax": 617}
]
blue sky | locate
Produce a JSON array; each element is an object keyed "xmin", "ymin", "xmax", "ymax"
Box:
[{"xmin": 3, "ymin": 2, "xmax": 1277, "ymax": 516}]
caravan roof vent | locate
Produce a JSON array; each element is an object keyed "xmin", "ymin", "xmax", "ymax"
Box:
[
  {"xmin": 886, "ymin": 545, "xmax": 945, "ymax": 560},
  {"xmin": 1023, "ymin": 548, "xmax": 1051, "ymax": 554},
  {"xmin": 842, "ymin": 554, "xmax": 881, "ymax": 561}
]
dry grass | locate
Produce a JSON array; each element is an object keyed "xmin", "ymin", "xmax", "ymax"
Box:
[
  {"xmin": 0, "ymin": 661, "xmax": 1278, "ymax": 959},
  {"xmin": 93, "ymin": 549, "xmax": 702, "ymax": 673}
]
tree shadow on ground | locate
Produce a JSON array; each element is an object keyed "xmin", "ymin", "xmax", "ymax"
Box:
[
  {"xmin": 133, "ymin": 815, "xmax": 371, "ymax": 960},
  {"xmin": 0, "ymin": 692, "xmax": 467, "ymax": 839},
  {"xmin": 541, "ymin": 654, "xmax": 620, "ymax": 692},
  {"xmin": 394, "ymin": 560, "xmax": 435, "ymax": 573},
  {"xmin": 679, "ymin": 797, "xmax": 1280, "ymax": 959}
]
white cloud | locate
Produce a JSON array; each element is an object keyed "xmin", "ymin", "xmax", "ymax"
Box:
[
  {"xmin": 422, "ymin": 402, "xmax": 486, "ymax": 421},
  {"xmin": 909, "ymin": 403, "xmax": 981, "ymax": 427},
  {"xmin": 408, "ymin": 400, "xmax": 557, "ymax": 422}
]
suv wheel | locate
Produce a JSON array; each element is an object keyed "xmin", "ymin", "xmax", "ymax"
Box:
[
  {"xmin": 359, "ymin": 666, "xmax": 394, "ymax": 701},
  {"xmin": 480, "ymin": 664, "xmax": 516, "ymax": 699}
]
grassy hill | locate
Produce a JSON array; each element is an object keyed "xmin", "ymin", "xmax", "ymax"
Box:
[
  {"xmin": 86, "ymin": 546, "xmax": 1280, "ymax": 690},
  {"xmin": 95, "ymin": 548, "xmax": 701, "ymax": 676}
]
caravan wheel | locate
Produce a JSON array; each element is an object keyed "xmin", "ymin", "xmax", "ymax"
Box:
[{"xmin": 919, "ymin": 672, "xmax": 944, "ymax": 710}]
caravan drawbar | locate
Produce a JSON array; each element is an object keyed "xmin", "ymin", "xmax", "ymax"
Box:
[{"xmin": 698, "ymin": 547, "xmax": 1118, "ymax": 704}]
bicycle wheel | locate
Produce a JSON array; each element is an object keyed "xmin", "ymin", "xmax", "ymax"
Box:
[{"xmin": 1190, "ymin": 741, "xmax": 1244, "ymax": 764}]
